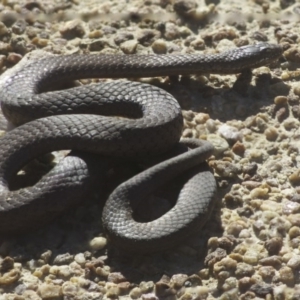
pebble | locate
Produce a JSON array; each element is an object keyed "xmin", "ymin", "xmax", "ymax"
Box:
[
  {"xmin": 0, "ymin": 257, "xmax": 14, "ymax": 272},
  {"xmin": 238, "ymin": 277, "xmax": 252, "ymax": 293},
  {"xmin": 287, "ymin": 255, "xmax": 300, "ymax": 269},
  {"xmin": 264, "ymin": 126, "xmax": 279, "ymax": 141},
  {"xmin": 0, "ymin": 22, "xmax": 8, "ymax": 36},
  {"xmin": 0, "ymin": 269, "xmax": 20, "ymax": 285},
  {"xmin": 62, "ymin": 282, "xmax": 79, "ymax": 297},
  {"xmin": 89, "ymin": 237, "xmax": 107, "ymax": 251},
  {"xmin": 258, "ymin": 266, "xmax": 275, "ymax": 281},
  {"xmin": 212, "ymin": 161, "xmax": 240, "ymax": 178},
  {"xmin": 170, "ymin": 274, "xmax": 188, "ymax": 289},
  {"xmin": 173, "ymin": 0, "xmax": 197, "ymax": 16},
  {"xmin": 218, "ymin": 124, "xmax": 242, "ymax": 143},
  {"xmin": 142, "ymin": 293, "xmax": 158, "ymax": 300},
  {"xmin": 235, "ymin": 262, "xmax": 255, "ymax": 278},
  {"xmin": 181, "ymin": 286, "xmax": 209, "ymax": 300},
  {"xmin": 264, "ymin": 237, "xmax": 283, "ymax": 255},
  {"xmin": 140, "ymin": 281, "xmax": 155, "ymax": 293},
  {"xmin": 279, "ymin": 266, "xmax": 294, "ymax": 286},
  {"xmin": 164, "ymin": 22, "xmax": 181, "ymax": 40},
  {"xmin": 190, "ymin": 38, "xmax": 205, "ymax": 50},
  {"xmin": 130, "ymin": 287, "xmax": 142, "ymax": 299},
  {"xmin": 274, "ymin": 95, "xmax": 288, "ymax": 105},
  {"xmin": 38, "ymin": 283, "xmax": 62, "ymax": 299},
  {"xmin": 137, "ymin": 29, "xmax": 160, "ymax": 46},
  {"xmin": 249, "ymin": 283, "xmax": 273, "ymax": 298},
  {"xmin": 250, "ymin": 187, "xmax": 269, "ymax": 199},
  {"xmin": 289, "ymin": 171, "xmax": 300, "ymax": 185},
  {"xmin": 151, "ymin": 39, "xmax": 167, "ymax": 54},
  {"xmin": 204, "ymin": 248, "xmax": 227, "ymax": 268},
  {"xmin": 120, "ymin": 39, "xmax": 138, "ymax": 54},
  {"xmin": 60, "ymin": 20, "xmax": 85, "ymax": 39},
  {"xmin": 114, "ymin": 32, "xmax": 134, "ymax": 45},
  {"xmin": 53, "ymin": 253, "xmax": 74, "ymax": 265}
]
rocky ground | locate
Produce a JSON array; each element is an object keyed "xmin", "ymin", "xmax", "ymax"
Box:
[{"xmin": 0, "ymin": 0, "xmax": 300, "ymax": 299}]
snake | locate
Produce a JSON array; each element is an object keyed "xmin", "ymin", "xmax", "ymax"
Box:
[{"xmin": 0, "ymin": 42, "xmax": 282, "ymax": 253}]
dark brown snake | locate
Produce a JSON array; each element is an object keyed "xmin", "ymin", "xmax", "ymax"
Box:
[{"xmin": 0, "ymin": 43, "xmax": 282, "ymax": 253}]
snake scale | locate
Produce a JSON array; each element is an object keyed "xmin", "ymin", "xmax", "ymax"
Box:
[{"xmin": 0, "ymin": 43, "xmax": 282, "ymax": 252}]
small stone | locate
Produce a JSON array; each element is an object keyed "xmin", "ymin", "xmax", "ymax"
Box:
[
  {"xmin": 88, "ymin": 30, "xmax": 103, "ymax": 39},
  {"xmin": 289, "ymin": 171, "xmax": 300, "ymax": 185},
  {"xmin": 118, "ymin": 281, "xmax": 131, "ymax": 295},
  {"xmin": 184, "ymin": 274, "xmax": 201, "ymax": 287},
  {"xmin": 53, "ymin": 253, "xmax": 74, "ymax": 265},
  {"xmin": 74, "ymin": 253, "xmax": 86, "ymax": 265},
  {"xmin": 274, "ymin": 95, "xmax": 288, "ymax": 105},
  {"xmin": 12, "ymin": 19, "xmax": 26, "ymax": 34},
  {"xmin": 107, "ymin": 272, "xmax": 127, "ymax": 284},
  {"xmin": 38, "ymin": 283, "xmax": 62, "ymax": 299},
  {"xmin": 227, "ymin": 222, "xmax": 244, "ymax": 237},
  {"xmin": 294, "ymin": 84, "xmax": 300, "ymax": 96},
  {"xmin": 0, "ymin": 257, "xmax": 14, "ymax": 272},
  {"xmin": 170, "ymin": 274, "xmax": 188, "ymax": 289},
  {"xmin": 264, "ymin": 237, "xmax": 283, "ymax": 255},
  {"xmin": 213, "ymin": 257, "xmax": 237, "ymax": 277},
  {"xmin": 190, "ymin": 38, "xmax": 205, "ymax": 50},
  {"xmin": 62, "ymin": 282, "xmax": 79, "ymax": 297},
  {"xmin": 288, "ymin": 214, "xmax": 300, "ymax": 226},
  {"xmin": 258, "ymin": 266, "xmax": 275, "ymax": 281},
  {"xmin": 31, "ymin": 37, "xmax": 48, "ymax": 47},
  {"xmin": 283, "ymin": 118, "xmax": 299, "ymax": 130},
  {"xmin": 114, "ymin": 32, "xmax": 134, "ymax": 45},
  {"xmin": 206, "ymin": 119, "xmax": 217, "ymax": 133},
  {"xmin": 7, "ymin": 52, "xmax": 22, "ymax": 64},
  {"xmin": 60, "ymin": 20, "xmax": 85, "ymax": 39},
  {"xmin": 283, "ymin": 201, "xmax": 300, "ymax": 214},
  {"xmin": 95, "ymin": 266, "xmax": 109, "ymax": 277},
  {"xmin": 289, "ymin": 226, "xmax": 300, "ymax": 239},
  {"xmin": 120, "ymin": 40, "xmax": 138, "ymax": 54},
  {"xmin": 173, "ymin": 0, "xmax": 197, "ymax": 16},
  {"xmin": 264, "ymin": 126, "xmax": 278, "ymax": 141},
  {"xmin": 212, "ymin": 161, "xmax": 240, "ymax": 178},
  {"xmin": 250, "ymin": 187, "xmax": 268, "ymax": 199},
  {"xmin": 40, "ymin": 250, "xmax": 52, "ymax": 264},
  {"xmin": 106, "ymin": 285, "xmax": 120, "ymax": 298},
  {"xmin": 238, "ymin": 277, "xmax": 252, "ymax": 293},
  {"xmin": 89, "ymin": 237, "xmax": 107, "ymax": 251},
  {"xmin": 218, "ymin": 124, "xmax": 242, "ymax": 144},
  {"xmin": 204, "ymin": 248, "xmax": 227, "ymax": 268},
  {"xmin": 137, "ymin": 29, "xmax": 160, "ymax": 46},
  {"xmin": 259, "ymin": 256, "xmax": 282, "ymax": 268},
  {"xmin": 155, "ymin": 281, "xmax": 175, "ymax": 297},
  {"xmin": 130, "ymin": 287, "xmax": 142, "ymax": 299},
  {"xmin": 151, "ymin": 39, "xmax": 167, "ymax": 54},
  {"xmin": 87, "ymin": 39, "xmax": 109, "ymax": 52},
  {"xmin": 142, "ymin": 293, "xmax": 158, "ymax": 300},
  {"xmin": 235, "ymin": 263, "xmax": 255, "ymax": 278},
  {"xmin": 232, "ymin": 141, "xmax": 245, "ymax": 156},
  {"xmin": 0, "ymin": 269, "xmax": 20, "ymax": 285},
  {"xmin": 0, "ymin": 22, "xmax": 8, "ymax": 36},
  {"xmin": 198, "ymin": 269, "xmax": 209, "ymax": 280},
  {"xmin": 164, "ymin": 22, "xmax": 181, "ymax": 40},
  {"xmin": 276, "ymin": 106, "xmax": 289, "ymax": 122},
  {"xmin": 279, "ymin": 266, "xmax": 294, "ymax": 286},
  {"xmin": 194, "ymin": 113, "xmax": 209, "ymax": 124},
  {"xmin": 183, "ymin": 286, "xmax": 209, "ymax": 300},
  {"xmin": 140, "ymin": 281, "xmax": 155, "ymax": 293},
  {"xmin": 287, "ymin": 255, "xmax": 300, "ymax": 269},
  {"xmin": 249, "ymin": 283, "xmax": 273, "ymax": 298}
]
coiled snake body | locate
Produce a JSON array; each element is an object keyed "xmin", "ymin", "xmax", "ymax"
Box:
[{"xmin": 0, "ymin": 43, "xmax": 282, "ymax": 252}]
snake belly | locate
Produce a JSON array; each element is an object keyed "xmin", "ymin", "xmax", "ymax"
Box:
[{"xmin": 0, "ymin": 43, "xmax": 282, "ymax": 252}]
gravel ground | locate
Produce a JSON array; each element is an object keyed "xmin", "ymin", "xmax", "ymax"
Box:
[{"xmin": 0, "ymin": 0, "xmax": 300, "ymax": 299}]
